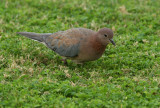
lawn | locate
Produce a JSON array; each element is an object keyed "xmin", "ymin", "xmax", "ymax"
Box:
[{"xmin": 0, "ymin": 0, "xmax": 160, "ymax": 107}]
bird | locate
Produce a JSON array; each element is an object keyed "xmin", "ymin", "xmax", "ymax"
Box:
[{"xmin": 17, "ymin": 27, "xmax": 115, "ymax": 64}]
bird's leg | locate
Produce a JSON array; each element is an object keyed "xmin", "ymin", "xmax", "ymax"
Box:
[
  {"xmin": 61, "ymin": 58, "xmax": 68, "ymax": 65},
  {"xmin": 72, "ymin": 60, "xmax": 83, "ymax": 64}
]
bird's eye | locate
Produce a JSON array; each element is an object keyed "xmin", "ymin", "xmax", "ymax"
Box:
[{"xmin": 104, "ymin": 34, "xmax": 108, "ymax": 37}]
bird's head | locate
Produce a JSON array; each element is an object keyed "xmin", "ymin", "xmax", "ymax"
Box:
[{"xmin": 97, "ymin": 28, "xmax": 115, "ymax": 46}]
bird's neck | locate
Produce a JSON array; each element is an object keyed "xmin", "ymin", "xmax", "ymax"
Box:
[{"xmin": 91, "ymin": 35, "xmax": 106, "ymax": 54}]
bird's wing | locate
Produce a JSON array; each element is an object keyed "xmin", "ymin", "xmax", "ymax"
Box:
[{"xmin": 44, "ymin": 28, "xmax": 91, "ymax": 57}]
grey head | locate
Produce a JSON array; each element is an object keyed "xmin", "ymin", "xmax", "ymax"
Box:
[{"xmin": 97, "ymin": 28, "xmax": 115, "ymax": 46}]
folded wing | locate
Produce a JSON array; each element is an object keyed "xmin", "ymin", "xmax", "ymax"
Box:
[{"xmin": 44, "ymin": 30, "xmax": 82, "ymax": 57}]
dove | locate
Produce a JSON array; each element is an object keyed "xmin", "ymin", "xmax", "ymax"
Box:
[{"xmin": 17, "ymin": 28, "xmax": 115, "ymax": 64}]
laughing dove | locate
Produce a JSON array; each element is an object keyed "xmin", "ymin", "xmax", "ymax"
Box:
[{"xmin": 17, "ymin": 28, "xmax": 115, "ymax": 64}]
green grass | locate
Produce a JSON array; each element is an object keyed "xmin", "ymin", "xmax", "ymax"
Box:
[{"xmin": 0, "ymin": 0, "xmax": 160, "ymax": 107}]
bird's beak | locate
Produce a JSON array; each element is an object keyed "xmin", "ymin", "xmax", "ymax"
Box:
[{"xmin": 109, "ymin": 39, "xmax": 116, "ymax": 46}]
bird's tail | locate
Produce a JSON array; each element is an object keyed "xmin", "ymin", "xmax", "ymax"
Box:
[{"xmin": 17, "ymin": 32, "xmax": 52, "ymax": 42}]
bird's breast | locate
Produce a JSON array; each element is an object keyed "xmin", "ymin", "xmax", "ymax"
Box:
[
  {"xmin": 74, "ymin": 36, "xmax": 106, "ymax": 62},
  {"xmin": 90, "ymin": 37, "xmax": 106, "ymax": 55}
]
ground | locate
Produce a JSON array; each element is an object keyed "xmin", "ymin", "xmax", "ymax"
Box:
[{"xmin": 0, "ymin": 0, "xmax": 160, "ymax": 107}]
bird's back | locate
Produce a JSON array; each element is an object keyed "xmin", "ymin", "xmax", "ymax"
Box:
[{"xmin": 61, "ymin": 28, "xmax": 96, "ymax": 38}]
